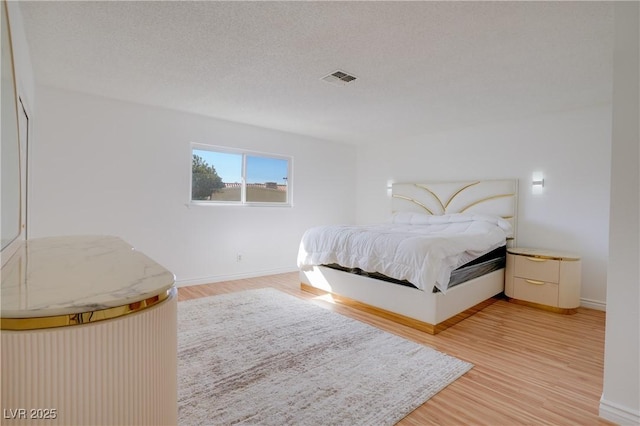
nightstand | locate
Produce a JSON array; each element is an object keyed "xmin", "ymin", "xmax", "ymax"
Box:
[{"xmin": 505, "ymin": 247, "xmax": 581, "ymax": 314}]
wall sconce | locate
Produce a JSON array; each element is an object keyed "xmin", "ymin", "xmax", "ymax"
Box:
[
  {"xmin": 532, "ymin": 172, "xmax": 544, "ymax": 195},
  {"xmin": 386, "ymin": 181, "xmax": 394, "ymax": 197}
]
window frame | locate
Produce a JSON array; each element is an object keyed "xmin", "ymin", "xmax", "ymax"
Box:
[{"xmin": 190, "ymin": 143, "xmax": 293, "ymax": 207}]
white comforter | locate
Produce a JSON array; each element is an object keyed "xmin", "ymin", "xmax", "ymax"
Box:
[{"xmin": 297, "ymin": 213, "xmax": 512, "ymax": 293}]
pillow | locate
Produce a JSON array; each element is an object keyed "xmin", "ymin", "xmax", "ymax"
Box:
[{"xmin": 390, "ymin": 212, "xmax": 513, "ymax": 235}]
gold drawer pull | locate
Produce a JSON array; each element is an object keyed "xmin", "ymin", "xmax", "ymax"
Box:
[
  {"xmin": 525, "ymin": 279, "xmax": 545, "ymax": 285},
  {"xmin": 525, "ymin": 257, "xmax": 547, "ymax": 262}
]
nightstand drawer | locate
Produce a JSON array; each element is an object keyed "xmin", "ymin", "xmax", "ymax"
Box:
[
  {"xmin": 514, "ymin": 256, "xmax": 560, "ymax": 283},
  {"xmin": 513, "ymin": 277, "xmax": 559, "ymax": 306}
]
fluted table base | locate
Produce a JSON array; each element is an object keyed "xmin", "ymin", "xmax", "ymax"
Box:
[{"xmin": 1, "ymin": 291, "xmax": 177, "ymax": 425}]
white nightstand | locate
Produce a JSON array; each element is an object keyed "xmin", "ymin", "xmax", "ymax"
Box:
[{"xmin": 505, "ymin": 247, "xmax": 582, "ymax": 314}]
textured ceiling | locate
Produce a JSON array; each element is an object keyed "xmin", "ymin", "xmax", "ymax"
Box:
[{"xmin": 19, "ymin": 1, "xmax": 614, "ymax": 145}]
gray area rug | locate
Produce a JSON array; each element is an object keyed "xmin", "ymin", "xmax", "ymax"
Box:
[{"xmin": 178, "ymin": 288, "xmax": 472, "ymax": 425}]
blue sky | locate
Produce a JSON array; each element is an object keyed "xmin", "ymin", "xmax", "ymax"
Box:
[{"xmin": 194, "ymin": 149, "xmax": 288, "ymax": 184}]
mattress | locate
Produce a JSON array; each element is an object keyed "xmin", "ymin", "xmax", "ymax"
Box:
[{"xmin": 323, "ymin": 245, "xmax": 506, "ymax": 293}]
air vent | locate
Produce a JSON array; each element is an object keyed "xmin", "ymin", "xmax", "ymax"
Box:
[{"xmin": 321, "ymin": 70, "xmax": 358, "ymax": 86}]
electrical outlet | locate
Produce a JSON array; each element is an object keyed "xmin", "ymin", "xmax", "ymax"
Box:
[{"xmin": 236, "ymin": 253, "xmax": 242, "ymax": 262}]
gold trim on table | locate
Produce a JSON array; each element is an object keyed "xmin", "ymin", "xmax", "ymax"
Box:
[
  {"xmin": 507, "ymin": 247, "xmax": 580, "ymax": 261},
  {"xmin": 1, "ymin": 287, "xmax": 175, "ymax": 331}
]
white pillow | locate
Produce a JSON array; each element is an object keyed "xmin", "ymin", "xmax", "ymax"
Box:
[{"xmin": 390, "ymin": 212, "xmax": 512, "ymax": 235}]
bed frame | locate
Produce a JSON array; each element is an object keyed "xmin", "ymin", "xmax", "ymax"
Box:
[{"xmin": 300, "ymin": 179, "xmax": 518, "ymax": 334}]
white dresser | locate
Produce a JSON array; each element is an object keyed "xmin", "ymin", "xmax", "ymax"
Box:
[
  {"xmin": 1, "ymin": 236, "xmax": 177, "ymax": 425},
  {"xmin": 505, "ymin": 247, "xmax": 582, "ymax": 314}
]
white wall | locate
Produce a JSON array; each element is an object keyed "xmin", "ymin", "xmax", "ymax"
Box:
[
  {"xmin": 355, "ymin": 105, "xmax": 612, "ymax": 307},
  {"xmin": 29, "ymin": 87, "xmax": 356, "ymax": 285},
  {"xmin": 600, "ymin": 2, "xmax": 640, "ymax": 424}
]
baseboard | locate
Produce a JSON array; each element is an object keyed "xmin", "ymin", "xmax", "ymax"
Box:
[
  {"xmin": 599, "ymin": 397, "xmax": 640, "ymax": 425},
  {"xmin": 581, "ymin": 298, "xmax": 607, "ymax": 311},
  {"xmin": 175, "ymin": 267, "xmax": 298, "ymax": 288}
]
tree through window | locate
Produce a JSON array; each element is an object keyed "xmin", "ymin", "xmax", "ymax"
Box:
[{"xmin": 191, "ymin": 145, "xmax": 291, "ymax": 206}]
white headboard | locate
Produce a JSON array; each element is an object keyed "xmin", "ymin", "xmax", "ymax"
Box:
[{"xmin": 392, "ymin": 179, "xmax": 518, "ymax": 246}]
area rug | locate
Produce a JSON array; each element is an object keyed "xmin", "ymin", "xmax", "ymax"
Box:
[{"xmin": 178, "ymin": 288, "xmax": 472, "ymax": 425}]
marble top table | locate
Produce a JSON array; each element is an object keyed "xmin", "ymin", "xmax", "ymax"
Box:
[{"xmin": 1, "ymin": 235, "xmax": 175, "ymax": 324}]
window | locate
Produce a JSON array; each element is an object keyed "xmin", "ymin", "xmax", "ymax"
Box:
[{"xmin": 191, "ymin": 144, "xmax": 291, "ymax": 206}]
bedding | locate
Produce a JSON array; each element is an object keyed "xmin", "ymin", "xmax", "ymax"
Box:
[
  {"xmin": 323, "ymin": 245, "xmax": 506, "ymax": 292},
  {"xmin": 297, "ymin": 213, "xmax": 512, "ymax": 293}
]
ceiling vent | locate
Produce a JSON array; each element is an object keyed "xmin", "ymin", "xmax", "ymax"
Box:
[{"xmin": 321, "ymin": 70, "xmax": 358, "ymax": 86}]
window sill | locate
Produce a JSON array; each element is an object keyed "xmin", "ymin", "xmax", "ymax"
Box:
[{"xmin": 186, "ymin": 202, "xmax": 293, "ymax": 208}]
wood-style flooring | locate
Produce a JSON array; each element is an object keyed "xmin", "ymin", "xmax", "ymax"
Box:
[{"xmin": 178, "ymin": 272, "xmax": 611, "ymax": 426}]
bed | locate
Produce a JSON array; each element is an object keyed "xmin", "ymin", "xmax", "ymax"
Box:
[{"xmin": 298, "ymin": 179, "xmax": 518, "ymax": 334}]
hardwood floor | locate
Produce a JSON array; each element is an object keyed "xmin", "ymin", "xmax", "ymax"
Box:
[{"xmin": 178, "ymin": 272, "xmax": 611, "ymax": 426}]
